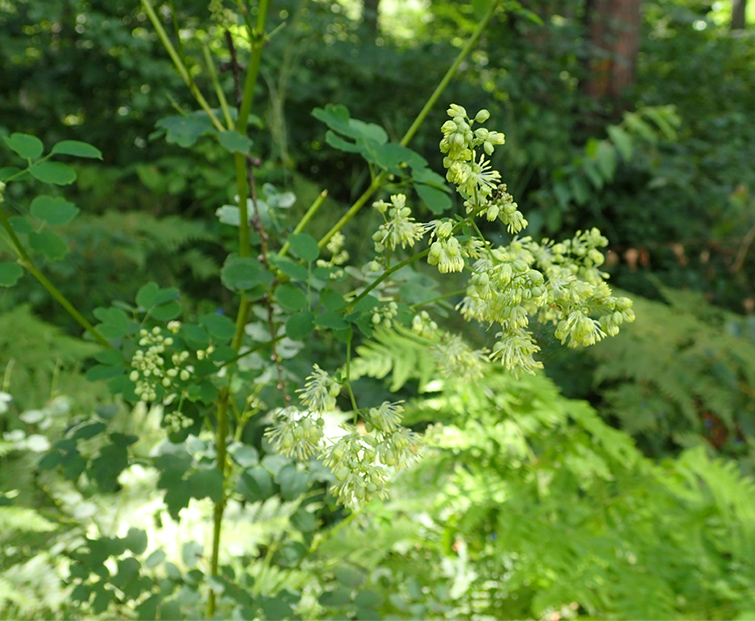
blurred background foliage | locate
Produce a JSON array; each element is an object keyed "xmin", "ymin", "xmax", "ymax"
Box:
[{"xmin": 1, "ymin": 0, "xmax": 755, "ymax": 618}]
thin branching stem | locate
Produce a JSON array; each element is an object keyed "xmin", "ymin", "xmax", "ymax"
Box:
[
  {"xmin": 316, "ymin": 0, "xmax": 501, "ymax": 249},
  {"xmin": 0, "ymin": 206, "xmax": 110, "ymax": 348}
]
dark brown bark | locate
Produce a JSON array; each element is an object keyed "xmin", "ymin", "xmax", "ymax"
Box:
[
  {"xmin": 732, "ymin": 0, "xmax": 748, "ymax": 30},
  {"xmin": 582, "ymin": 0, "xmax": 642, "ymax": 100}
]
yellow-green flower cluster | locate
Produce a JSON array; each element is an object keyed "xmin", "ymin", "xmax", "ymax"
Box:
[
  {"xmin": 129, "ymin": 327, "xmax": 194, "ymax": 402},
  {"xmin": 437, "ymin": 104, "xmax": 635, "ymax": 374},
  {"xmin": 457, "ymin": 231, "xmax": 634, "ymax": 372},
  {"xmin": 432, "ymin": 334, "xmax": 486, "ymax": 381},
  {"xmin": 266, "ymin": 364, "xmax": 340, "ymax": 459},
  {"xmin": 427, "ymin": 219, "xmax": 465, "ymax": 274},
  {"xmin": 266, "ymin": 406, "xmax": 324, "ymax": 461},
  {"xmin": 372, "ymin": 194, "xmax": 426, "ymax": 252},
  {"xmin": 296, "ymin": 364, "xmax": 342, "ymax": 412},
  {"xmin": 321, "ymin": 401, "xmax": 420, "ymax": 506}
]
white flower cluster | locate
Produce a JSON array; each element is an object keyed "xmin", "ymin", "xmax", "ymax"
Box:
[
  {"xmin": 129, "ymin": 327, "xmax": 195, "ymax": 402},
  {"xmin": 297, "ymin": 364, "xmax": 341, "ymax": 412},
  {"xmin": 265, "ymin": 364, "xmax": 339, "ymax": 460}
]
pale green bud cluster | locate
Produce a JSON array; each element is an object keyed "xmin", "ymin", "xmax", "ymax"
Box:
[
  {"xmin": 318, "ymin": 231, "xmax": 349, "ymax": 272},
  {"xmin": 163, "ymin": 409, "xmax": 193, "ymax": 433},
  {"xmin": 321, "ymin": 401, "xmax": 420, "ymax": 506},
  {"xmin": 411, "ymin": 310, "xmax": 438, "ymax": 338},
  {"xmin": 372, "ymin": 194, "xmax": 426, "ymax": 252},
  {"xmin": 441, "ymin": 105, "xmax": 527, "ymax": 235},
  {"xmin": 129, "ymin": 327, "xmax": 195, "ymax": 401},
  {"xmin": 441, "ymin": 104, "xmax": 506, "ymax": 162},
  {"xmin": 372, "ymin": 301, "xmax": 398, "ymax": 328}
]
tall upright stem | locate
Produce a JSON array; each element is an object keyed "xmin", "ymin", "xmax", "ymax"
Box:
[{"xmin": 207, "ymin": 3, "xmax": 271, "ymax": 617}]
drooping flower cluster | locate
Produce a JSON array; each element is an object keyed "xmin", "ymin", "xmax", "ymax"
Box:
[
  {"xmin": 265, "ymin": 103, "xmax": 636, "ymax": 508},
  {"xmin": 296, "ymin": 364, "xmax": 341, "ymax": 412},
  {"xmin": 321, "ymin": 402, "xmax": 420, "ymax": 506},
  {"xmin": 435, "ymin": 104, "xmax": 635, "ymax": 375},
  {"xmin": 265, "ymin": 364, "xmax": 339, "ymax": 460},
  {"xmin": 266, "ymin": 364, "xmax": 420, "ymax": 506},
  {"xmin": 265, "ymin": 406, "xmax": 325, "ymax": 461}
]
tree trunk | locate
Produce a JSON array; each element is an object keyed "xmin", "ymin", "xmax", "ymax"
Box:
[
  {"xmin": 732, "ymin": 0, "xmax": 747, "ymax": 30},
  {"xmin": 363, "ymin": 0, "xmax": 380, "ymax": 39},
  {"xmin": 582, "ymin": 0, "xmax": 643, "ymax": 101}
]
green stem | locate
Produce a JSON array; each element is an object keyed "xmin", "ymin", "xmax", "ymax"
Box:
[
  {"xmin": 202, "ymin": 41, "xmax": 234, "ymax": 129},
  {"xmin": 345, "ymin": 327, "xmax": 359, "ymax": 419},
  {"xmin": 316, "ymin": 0, "xmax": 500, "ymax": 250},
  {"xmin": 278, "ymin": 190, "xmax": 328, "ymax": 258},
  {"xmin": 0, "ymin": 208, "xmax": 110, "ymax": 349},
  {"xmin": 351, "ymin": 209, "xmax": 480, "ymax": 309},
  {"xmin": 318, "ymin": 173, "xmax": 386, "ymax": 249},
  {"xmin": 233, "ymin": 154, "xmax": 251, "ymax": 257},
  {"xmin": 236, "ymin": 0, "xmax": 270, "ymax": 135},
  {"xmin": 399, "ymin": 0, "xmax": 500, "ymax": 148},
  {"xmin": 207, "ymin": 392, "xmax": 230, "ymax": 618},
  {"xmin": 141, "ymin": 0, "xmax": 224, "ymax": 132},
  {"xmin": 351, "ymin": 249, "xmax": 431, "ymax": 308},
  {"xmin": 207, "ymin": 4, "xmax": 272, "ymax": 615},
  {"xmin": 410, "ymin": 288, "xmax": 467, "ymax": 310}
]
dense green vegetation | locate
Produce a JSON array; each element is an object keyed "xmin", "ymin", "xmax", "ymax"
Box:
[{"xmin": 1, "ymin": 0, "xmax": 754, "ymax": 619}]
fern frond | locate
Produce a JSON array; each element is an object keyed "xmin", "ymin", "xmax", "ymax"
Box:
[
  {"xmin": 349, "ymin": 326, "xmax": 436, "ymax": 392},
  {"xmin": 0, "ymin": 506, "xmax": 57, "ymax": 534}
]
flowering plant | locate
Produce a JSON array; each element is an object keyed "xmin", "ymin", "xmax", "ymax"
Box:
[{"xmin": 0, "ymin": 1, "xmax": 633, "ymax": 617}]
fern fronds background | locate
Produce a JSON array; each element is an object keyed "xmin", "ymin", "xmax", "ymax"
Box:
[
  {"xmin": 317, "ymin": 366, "xmax": 755, "ymax": 620},
  {"xmin": 0, "ymin": 305, "xmax": 103, "ymax": 412},
  {"xmin": 349, "ymin": 326, "xmax": 438, "ymax": 393},
  {"xmin": 588, "ymin": 286, "xmax": 755, "ymax": 460}
]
